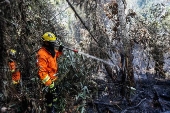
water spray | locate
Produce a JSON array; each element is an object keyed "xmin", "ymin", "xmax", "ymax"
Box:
[{"xmin": 63, "ymin": 46, "xmax": 115, "ymax": 67}]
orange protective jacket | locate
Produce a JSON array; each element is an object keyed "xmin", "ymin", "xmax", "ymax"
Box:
[
  {"xmin": 36, "ymin": 47, "xmax": 62, "ymax": 86},
  {"xmin": 8, "ymin": 60, "xmax": 21, "ymax": 84}
]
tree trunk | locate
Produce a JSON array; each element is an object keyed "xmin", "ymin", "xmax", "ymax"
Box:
[{"xmin": 116, "ymin": 0, "xmax": 135, "ymax": 103}]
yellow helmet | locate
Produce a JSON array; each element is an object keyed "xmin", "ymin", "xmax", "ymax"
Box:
[
  {"xmin": 9, "ymin": 49, "xmax": 16, "ymax": 56},
  {"xmin": 42, "ymin": 32, "xmax": 56, "ymax": 42}
]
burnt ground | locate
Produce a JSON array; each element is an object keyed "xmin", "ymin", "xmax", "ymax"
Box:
[
  {"xmin": 86, "ymin": 74, "xmax": 170, "ymax": 113},
  {"xmin": 1, "ymin": 73, "xmax": 170, "ymax": 113}
]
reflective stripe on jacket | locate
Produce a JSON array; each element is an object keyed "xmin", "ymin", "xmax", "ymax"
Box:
[{"xmin": 36, "ymin": 47, "xmax": 62, "ymax": 86}]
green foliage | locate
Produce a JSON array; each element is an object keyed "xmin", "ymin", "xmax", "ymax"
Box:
[{"xmin": 54, "ymin": 49, "xmax": 97, "ymax": 112}]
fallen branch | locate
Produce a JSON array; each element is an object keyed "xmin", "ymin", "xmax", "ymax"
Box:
[
  {"xmin": 94, "ymin": 101, "xmax": 122, "ymax": 110},
  {"xmin": 121, "ymin": 98, "xmax": 146, "ymax": 113}
]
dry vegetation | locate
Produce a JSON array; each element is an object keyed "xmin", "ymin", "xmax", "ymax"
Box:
[{"xmin": 0, "ymin": 0, "xmax": 170, "ymax": 113}]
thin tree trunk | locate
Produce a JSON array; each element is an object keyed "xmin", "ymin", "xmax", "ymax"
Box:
[{"xmin": 116, "ymin": 0, "xmax": 135, "ymax": 103}]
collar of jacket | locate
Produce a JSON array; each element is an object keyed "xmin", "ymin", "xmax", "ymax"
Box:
[{"xmin": 42, "ymin": 46, "xmax": 55, "ymax": 58}]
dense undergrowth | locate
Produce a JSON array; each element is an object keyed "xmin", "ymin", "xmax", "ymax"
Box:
[{"xmin": 0, "ymin": 0, "xmax": 170, "ymax": 113}]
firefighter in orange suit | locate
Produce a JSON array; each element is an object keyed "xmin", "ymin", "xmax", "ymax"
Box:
[
  {"xmin": 8, "ymin": 49, "xmax": 21, "ymax": 85},
  {"xmin": 36, "ymin": 32, "xmax": 63, "ymax": 112}
]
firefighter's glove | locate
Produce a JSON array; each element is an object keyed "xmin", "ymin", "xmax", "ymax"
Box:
[
  {"xmin": 58, "ymin": 45, "xmax": 64, "ymax": 52},
  {"xmin": 49, "ymin": 82, "xmax": 55, "ymax": 89}
]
